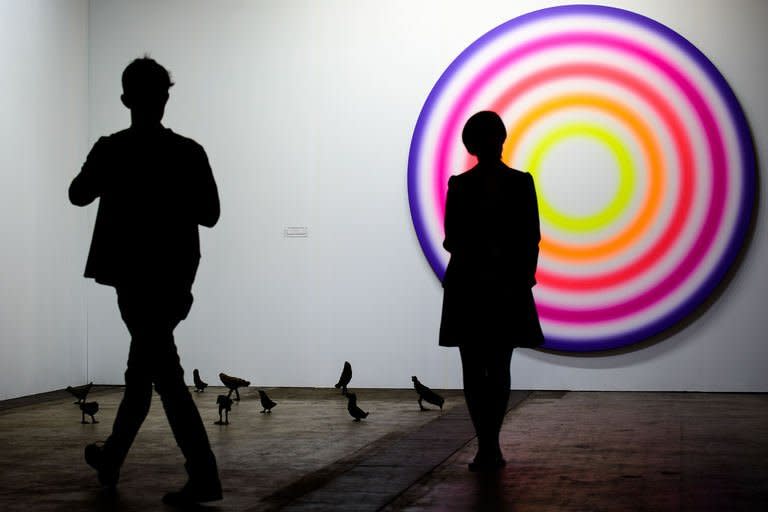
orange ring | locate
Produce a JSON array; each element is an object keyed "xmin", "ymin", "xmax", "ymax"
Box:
[{"xmin": 504, "ymin": 93, "xmax": 664, "ymax": 262}]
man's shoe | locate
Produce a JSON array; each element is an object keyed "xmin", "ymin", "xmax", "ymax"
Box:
[{"xmin": 84, "ymin": 443, "xmax": 119, "ymax": 488}]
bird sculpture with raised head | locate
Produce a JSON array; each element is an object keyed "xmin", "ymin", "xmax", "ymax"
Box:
[
  {"xmin": 193, "ymin": 369, "xmax": 208, "ymax": 393},
  {"xmin": 219, "ymin": 372, "xmax": 250, "ymax": 401},
  {"xmin": 412, "ymin": 376, "xmax": 445, "ymax": 411},
  {"xmin": 334, "ymin": 361, "xmax": 352, "ymax": 395}
]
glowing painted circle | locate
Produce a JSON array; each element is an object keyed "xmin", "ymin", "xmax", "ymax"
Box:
[
  {"xmin": 407, "ymin": 5, "xmax": 756, "ymax": 352},
  {"xmin": 528, "ymin": 123, "xmax": 636, "ymax": 234}
]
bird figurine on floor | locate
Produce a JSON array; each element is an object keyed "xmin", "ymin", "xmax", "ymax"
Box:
[
  {"xmin": 215, "ymin": 395, "xmax": 233, "ymax": 425},
  {"xmin": 66, "ymin": 382, "xmax": 93, "ymax": 405},
  {"xmin": 412, "ymin": 376, "xmax": 445, "ymax": 411},
  {"xmin": 334, "ymin": 361, "xmax": 352, "ymax": 395},
  {"xmin": 219, "ymin": 372, "xmax": 250, "ymax": 401},
  {"xmin": 193, "ymin": 369, "xmax": 208, "ymax": 393},
  {"xmin": 258, "ymin": 390, "xmax": 277, "ymax": 413},
  {"xmin": 346, "ymin": 392, "xmax": 369, "ymax": 422},
  {"xmin": 80, "ymin": 401, "xmax": 99, "ymax": 424}
]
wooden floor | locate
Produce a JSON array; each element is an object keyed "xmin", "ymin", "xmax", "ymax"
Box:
[{"xmin": 0, "ymin": 388, "xmax": 766, "ymax": 511}]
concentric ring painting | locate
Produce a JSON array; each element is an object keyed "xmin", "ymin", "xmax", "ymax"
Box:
[{"xmin": 408, "ymin": 5, "xmax": 756, "ymax": 352}]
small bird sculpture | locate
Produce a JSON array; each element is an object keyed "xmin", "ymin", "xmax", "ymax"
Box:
[
  {"xmin": 80, "ymin": 401, "xmax": 99, "ymax": 424},
  {"xmin": 334, "ymin": 361, "xmax": 352, "ymax": 395},
  {"xmin": 215, "ymin": 395, "xmax": 233, "ymax": 425},
  {"xmin": 193, "ymin": 369, "xmax": 208, "ymax": 393},
  {"xmin": 412, "ymin": 376, "xmax": 445, "ymax": 411},
  {"xmin": 346, "ymin": 392, "xmax": 369, "ymax": 422},
  {"xmin": 66, "ymin": 382, "xmax": 93, "ymax": 405},
  {"xmin": 219, "ymin": 372, "xmax": 250, "ymax": 401},
  {"xmin": 258, "ymin": 390, "xmax": 277, "ymax": 413}
]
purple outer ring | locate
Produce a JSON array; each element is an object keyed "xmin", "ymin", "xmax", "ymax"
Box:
[{"xmin": 406, "ymin": 4, "xmax": 756, "ymax": 352}]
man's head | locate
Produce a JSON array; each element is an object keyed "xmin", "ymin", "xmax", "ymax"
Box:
[
  {"xmin": 121, "ymin": 57, "xmax": 174, "ymax": 126},
  {"xmin": 462, "ymin": 111, "xmax": 507, "ymax": 161}
]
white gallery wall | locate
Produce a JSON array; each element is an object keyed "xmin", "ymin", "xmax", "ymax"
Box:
[
  {"xmin": 20, "ymin": 0, "xmax": 763, "ymax": 396},
  {"xmin": 0, "ymin": 0, "xmax": 89, "ymax": 400}
]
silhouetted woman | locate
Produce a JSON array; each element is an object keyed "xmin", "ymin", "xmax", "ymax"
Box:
[{"xmin": 439, "ymin": 111, "xmax": 543, "ymax": 471}]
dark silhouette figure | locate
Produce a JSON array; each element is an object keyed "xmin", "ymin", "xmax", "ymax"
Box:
[
  {"xmin": 192, "ymin": 369, "xmax": 208, "ymax": 393},
  {"xmin": 335, "ymin": 361, "xmax": 352, "ymax": 395},
  {"xmin": 215, "ymin": 395, "xmax": 233, "ymax": 425},
  {"xmin": 80, "ymin": 401, "xmax": 100, "ymax": 424},
  {"xmin": 439, "ymin": 111, "xmax": 543, "ymax": 472},
  {"xmin": 219, "ymin": 372, "xmax": 250, "ymax": 401},
  {"xmin": 258, "ymin": 390, "xmax": 277, "ymax": 413},
  {"xmin": 69, "ymin": 57, "xmax": 222, "ymax": 505},
  {"xmin": 412, "ymin": 376, "xmax": 444, "ymax": 411},
  {"xmin": 345, "ymin": 392, "xmax": 369, "ymax": 421},
  {"xmin": 66, "ymin": 382, "xmax": 93, "ymax": 405}
]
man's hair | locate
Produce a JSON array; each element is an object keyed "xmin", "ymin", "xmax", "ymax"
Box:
[
  {"xmin": 121, "ymin": 56, "xmax": 174, "ymax": 97},
  {"xmin": 462, "ymin": 111, "xmax": 507, "ymax": 157}
]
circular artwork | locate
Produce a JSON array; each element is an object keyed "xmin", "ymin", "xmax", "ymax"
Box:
[{"xmin": 408, "ymin": 5, "xmax": 756, "ymax": 352}]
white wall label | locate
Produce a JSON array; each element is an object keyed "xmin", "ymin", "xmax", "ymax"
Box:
[{"xmin": 284, "ymin": 226, "xmax": 309, "ymax": 238}]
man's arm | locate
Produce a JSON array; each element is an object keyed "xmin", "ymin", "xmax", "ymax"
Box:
[{"xmin": 69, "ymin": 137, "xmax": 108, "ymax": 206}]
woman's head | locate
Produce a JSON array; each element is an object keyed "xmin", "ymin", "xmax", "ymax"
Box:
[{"xmin": 462, "ymin": 111, "xmax": 506, "ymax": 160}]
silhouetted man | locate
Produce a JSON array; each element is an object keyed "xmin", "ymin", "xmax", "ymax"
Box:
[{"xmin": 69, "ymin": 57, "xmax": 222, "ymax": 505}]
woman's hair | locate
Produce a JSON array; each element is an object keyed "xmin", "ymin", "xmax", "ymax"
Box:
[{"xmin": 462, "ymin": 111, "xmax": 507, "ymax": 157}]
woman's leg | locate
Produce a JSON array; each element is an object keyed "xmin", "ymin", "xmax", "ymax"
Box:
[
  {"xmin": 460, "ymin": 344, "xmax": 505, "ymax": 464},
  {"xmin": 486, "ymin": 346, "xmax": 514, "ymax": 460},
  {"xmin": 460, "ymin": 344, "xmax": 513, "ymax": 468},
  {"xmin": 459, "ymin": 345, "xmax": 489, "ymax": 457}
]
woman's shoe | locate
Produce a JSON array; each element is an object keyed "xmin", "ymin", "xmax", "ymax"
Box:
[{"xmin": 468, "ymin": 451, "xmax": 506, "ymax": 472}]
